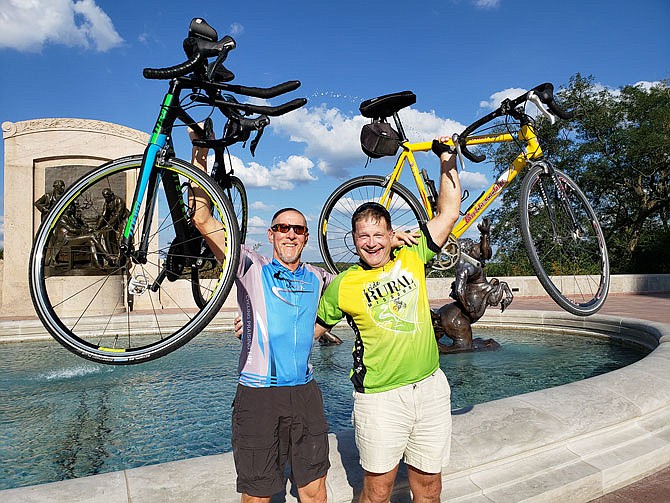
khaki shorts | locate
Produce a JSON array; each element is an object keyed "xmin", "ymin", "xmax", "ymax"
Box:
[{"xmin": 352, "ymin": 368, "xmax": 452, "ymax": 474}]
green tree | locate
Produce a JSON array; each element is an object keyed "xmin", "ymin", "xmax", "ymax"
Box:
[{"xmin": 487, "ymin": 74, "xmax": 670, "ymax": 274}]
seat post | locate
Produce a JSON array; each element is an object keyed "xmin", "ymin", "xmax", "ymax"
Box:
[{"xmin": 392, "ymin": 112, "xmax": 408, "ymax": 142}]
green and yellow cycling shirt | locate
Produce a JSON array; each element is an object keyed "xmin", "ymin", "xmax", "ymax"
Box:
[{"xmin": 317, "ymin": 230, "xmax": 440, "ymax": 393}]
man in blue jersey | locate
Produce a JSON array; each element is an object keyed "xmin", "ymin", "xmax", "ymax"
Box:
[
  {"xmin": 229, "ymin": 207, "xmax": 332, "ymax": 503},
  {"xmin": 189, "ymin": 134, "xmax": 332, "ymax": 502}
]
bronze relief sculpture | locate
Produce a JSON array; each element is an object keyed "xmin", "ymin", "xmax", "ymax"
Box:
[{"xmin": 35, "ymin": 185, "xmax": 129, "ymax": 273}]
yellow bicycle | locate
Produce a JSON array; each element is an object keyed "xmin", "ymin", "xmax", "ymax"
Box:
[{"xmin": 317, "ymin": 83, "xmax": 610, "ymax": 316}]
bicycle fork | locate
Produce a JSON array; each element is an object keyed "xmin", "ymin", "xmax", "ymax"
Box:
[{"xmin": 533, "ymin": 160, "xmax": 584, "ymax": 242}]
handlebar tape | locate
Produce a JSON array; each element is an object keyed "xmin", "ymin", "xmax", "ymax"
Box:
[
  {"xmin": 220, "ymin": 80, "xmax": 301, "ymax": 98},
  {"xmin": 143, "ymin": 39, "xmax": 204, "ymax": 80},
  {"xmin": 531, "ymin": 83, "xmax": 574, "ymax": 120},
  {"xmin": 143, "ymin": 36, "xmax": 236, "ymax": 80},
  {"xmin": 143, "ymin": 54, "xmax": 203, "ymax": 79},
  {"xmin": 460, "ymin": 145, "xmax": 486, "ymax": 163},
  {"xmin": 221, "ymin": 97, "xmax": 307, "ymax": 117}
]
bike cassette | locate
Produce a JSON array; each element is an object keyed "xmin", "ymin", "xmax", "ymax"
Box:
[{"xmin": 430, "ymin": 234, "xmax": 461, "ymax": 270}]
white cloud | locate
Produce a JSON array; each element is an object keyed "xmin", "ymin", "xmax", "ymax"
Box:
[
  {"xmin": 272, "ymin": 103, "xmax": 465, "ymax": 179},
  {"xmin": 202, "ymin": 99, "xmax": 489, "ymax": 193},
  {"xmin": 0, "ymin": 0, "xmax": 123, "ymax": 52},
  {"xmin": 247, "ymin": 215, "xmax": 268, "ymax": 236},
  {"xmin": 472, "ymin": 0, "xmax": 500, "ymax": 8},
  {"xmin": 245, "ymin": 216, "xmax": 270, "ymax": 246},
  {"xmin": 569, "ymin": 79, "xmax": 664, "ymax": 101},
  {"xmin": 207, "ymin": 152, "xmax": 318, "ymax": 190},
  {"xmin": 400, "ymin": 108, "xmax": 464, "ymax": 144},
  {"xmin": 229, "ymin": 22, "xmax": 244, "ymax": 36},
  {"xmin": 632, "ymin": 80, "xmax": 660, "ymax": 91},
  {"xmin": 479, "ymin": 88, "xmax": 527, "ymax": 111},
  {"xmin": 272, "ymin": 104, "xmax": 366, "ymax": 177},
  {"xmin": 248, "ymin": 215, "xmax": 267, "ymax": 227},
  {"xmin": 250, "ymin": 201, "xmax": 273, "ymax": 211},
  {"xmin": 459, "ymin": 170, "xmax": 490, "ymax": 190}
]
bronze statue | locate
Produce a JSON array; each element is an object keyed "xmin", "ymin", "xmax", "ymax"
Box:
[
  {"xmin": 431, "ymin": 219, "xmax": 512, "ymax": 354},
  {"xmin": 47, "ymin": 202, "xmax": 108, "ymax": 269},
  {"xmin": 96, "ymin": 188, "xmax": 130, "ymax": 264},
  {"xmin": 34, "ymin": 179, "xmax": 66, "ymax": 220}
]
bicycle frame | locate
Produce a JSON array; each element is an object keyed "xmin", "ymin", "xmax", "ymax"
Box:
[
  {"xmin": 119, "ymin": 79, "xmax": 218, "ymax": 263},
  {"xmin": 120, "ymin": 82, "xmax": 182, "ymax": 260},
  {"xmin": 118, "ymin": 73, "xmax": 282, "ymax": 262},
  {"xmin": 377, "ymin": 123, "xmax": 544, "ymax": 239}
]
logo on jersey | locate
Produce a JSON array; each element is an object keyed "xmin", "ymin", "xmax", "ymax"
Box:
[
  {"xmin": 363, "ymin": 260, "xmax": 418, "ymax": 333},
  {"xmin": 271, "ymin": 286, "xmax": 294, "ymax": 305}
]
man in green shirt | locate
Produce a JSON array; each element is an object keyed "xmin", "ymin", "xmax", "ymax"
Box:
[{"xmin": 315, "ymin": 139, "xmax": 461, "ymax": 503}]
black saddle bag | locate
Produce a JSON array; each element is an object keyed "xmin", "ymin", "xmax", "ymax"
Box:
[{"xmin": 360, "ymin": 121, "xmax": 401, "ymax": 158}]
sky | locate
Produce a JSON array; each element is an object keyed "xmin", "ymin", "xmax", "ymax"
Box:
[{"xmin": 1, "ymin": 0, "xmax": 668, "ymax": 261}]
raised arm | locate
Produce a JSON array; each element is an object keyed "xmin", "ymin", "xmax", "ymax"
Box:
[
  {"xmin": 425, "ymin": 137, "xmax": 462, "ymax": 247},
  {"xmin": 188, "ymin": 128, "xmax": 228, "ymax": 262}
]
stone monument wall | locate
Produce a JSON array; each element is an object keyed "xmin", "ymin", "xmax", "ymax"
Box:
[{"xmin": 1, "ymin": 118, "xmax": 148, "ymax": 317}]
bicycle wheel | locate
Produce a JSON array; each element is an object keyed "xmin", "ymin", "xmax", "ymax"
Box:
[
  {"xmin": 29, "ymin": 155, "xmax": 240, "ymax": 364},
  {"xmin": 519, "ymin": 163, "xmax": 609, "ymax": 316},
  {"xmin": 318, "ymin": 175, "xmax": 428, "ymax": 273}
]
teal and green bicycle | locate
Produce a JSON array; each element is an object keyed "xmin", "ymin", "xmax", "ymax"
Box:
[{"xmin": 29, "ymin": 18, "xmax": 306, "ymax": 364}]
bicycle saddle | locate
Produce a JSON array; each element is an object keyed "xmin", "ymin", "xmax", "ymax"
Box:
[{"xmin": 360, "ymin": 91, "xmax": 416, "ymax": 119}]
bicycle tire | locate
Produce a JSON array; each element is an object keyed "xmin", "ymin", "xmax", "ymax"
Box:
[
  {"xmin": 318, "ymin": 175, "xmax": 428, "ymax": 273},
  {"xmin": 519, "ymin": 164, "xmax": 609, "ymax": 316},
  {"xmin": 29, "ymin": 155, "xmax": 240, "ymax": 364},
  {"xmin": 225, "ymin": 175, "xmax": 248, "ymax": 243}
]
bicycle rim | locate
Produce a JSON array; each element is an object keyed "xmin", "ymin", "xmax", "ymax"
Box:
[
  {"xmin": 318, "ymin": 175, "xmax": 427, "ymax": 273},
  {"xmin": 29, "ymin": 155, "xmax": 240, "ymax": 363},
  {"xmin": 519, "ymin": 165, "xmax": 610, "ymax": 315}
]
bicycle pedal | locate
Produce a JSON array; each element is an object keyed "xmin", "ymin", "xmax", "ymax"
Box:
[{"xmin": 128, "ymin": 275, "xmax": 149, "ymax": 296}]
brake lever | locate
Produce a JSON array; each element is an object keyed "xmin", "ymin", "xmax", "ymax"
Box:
[
  {"xmin": 250, "ymin": 129, "xmax": 264, "ymax": 157},
  {"xmin": 451, "ymin": 133, "xmax": 467, "ymax": 171},
  {"xmin": 249, "ymin": 117, "xmax": 270, "ymax": 156},
  {"xmin": 527, "ymin": 92, "xmax": 556, "ymax": 125}
]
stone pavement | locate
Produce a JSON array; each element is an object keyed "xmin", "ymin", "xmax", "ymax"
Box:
[{"xmin": 500, "ymin": 292, "xmax": 670, "ymax": 325}]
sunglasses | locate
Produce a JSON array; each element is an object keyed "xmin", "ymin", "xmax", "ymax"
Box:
[{"xmin": 271, "ymin": 223, "xmax": 308, "ymax": 235}]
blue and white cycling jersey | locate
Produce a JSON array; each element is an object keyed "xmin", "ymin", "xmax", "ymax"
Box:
[{"xmin": 235, "ymin": 245, "xmax": 333, "ymax": 387}]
